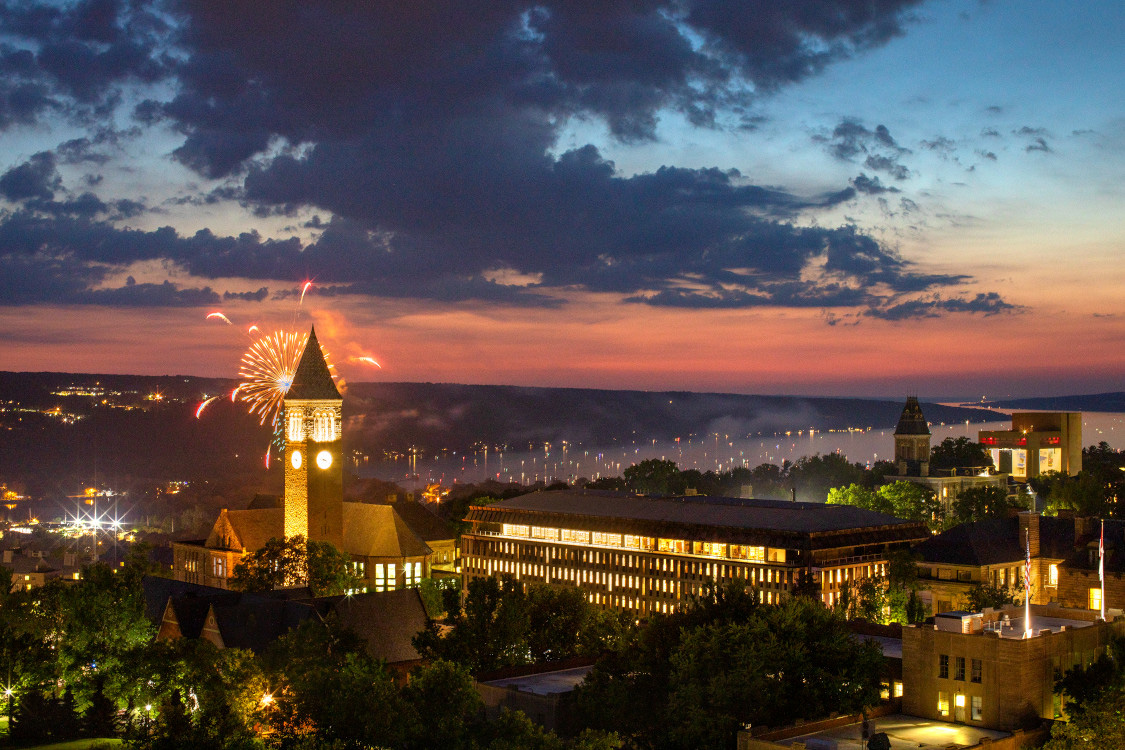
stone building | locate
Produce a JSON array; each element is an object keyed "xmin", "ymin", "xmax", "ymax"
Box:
[
  {"xmin": 172, "ymin": 327, "xmax": 455, "ymax": 592},
  {"xmin": 902, "ymin": 604, "xmax": 1125, "ymax": 730},
  {"xmin": 461, "ymin": 489, "xmax": 930, "ymax": 615}
]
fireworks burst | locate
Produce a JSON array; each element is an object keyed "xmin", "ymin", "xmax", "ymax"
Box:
[
  {"xmin": 195, "ymin": 396, "xmax": 219, "ymax": 419},
  {"xmin": 237, "ymin": 331, "xmax": 308, "ymax": 426}
]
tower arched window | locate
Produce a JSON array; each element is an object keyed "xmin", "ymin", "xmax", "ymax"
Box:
[
  {"xmin": 287, "ymin": 410, "xmax": 305, "ymax": 442},
  {"xmin": 312, "ymin": 410, "xmax": 336, "ymax": 442}
]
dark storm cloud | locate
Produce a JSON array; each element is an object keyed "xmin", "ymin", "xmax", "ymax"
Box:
[
  {"xmin": 0, "ymin": 0, "xmax": 171, "ymax": 128},
  {"xmin": 0, "ymin": 0, "xmax": 1015, "ymax": 320}
]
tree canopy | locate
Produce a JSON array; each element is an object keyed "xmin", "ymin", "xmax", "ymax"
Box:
[
  {"xmin": 929, "ymin": 437, "xmax": 994, "ymax": 472},
  {"xmin": 229, "ymin": 535, "xmax": 360, "ymax": 596}
]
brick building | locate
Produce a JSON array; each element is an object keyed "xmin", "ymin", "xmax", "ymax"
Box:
[
  {"xmin": 902, "ymin": 605, "xmax": 1125, "ymax": 730},
  {"xmin": 461, "ymin": 489, "xmax": 929, "ymax": 615},
  {"xmin": 914, "ymin": 512, "xmax": 1074, "ymax": 614}
]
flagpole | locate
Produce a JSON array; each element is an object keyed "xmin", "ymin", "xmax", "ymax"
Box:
[
  {"xmin": 1100, "ymin": 519, "xmax": 1106, "ymax": 621},
  {"xmin": 1024, "ymin": 528, "xmax": 1032, "ymax": 639}
]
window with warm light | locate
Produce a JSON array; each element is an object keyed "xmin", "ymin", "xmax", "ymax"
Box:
[
  {"xmin": 287, "ymin": 411, "xmax": 304, "ymax": 441},
  {"xmin": 937, "ymin": 692, "xmax": 949, "ymax": 717},
  {"xmin": 312, "ymin": 410, "xmax": 336, "ymax": 442},
  {"xmin": 1090, "ymin": 587, "xmax": 1103, "ymax": 611},
  {"xmin": 1049, "ymin": 564, "xmax": 1059, "ymax": 586}
]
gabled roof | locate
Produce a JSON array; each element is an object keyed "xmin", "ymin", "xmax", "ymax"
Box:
[
  {"xmin": 203, "ymin": 503, "xmax": 431, "ymax": 559},
  {"xmin": 286, "ymin": 327, "xmax": 341, "ymax": 401},
  {"xmin": 895, "ymin": 396, "xmax": 930, "ymax": 436},
  {"xmin": 915, "ymin": 515, "xmax": 1075, "ymax": 567},
  {"xmin": 206, "ymin": 508, "xmax": 284, "ymax": 552},
  {"xmin": 150, "ymin": 583, "xmax": 429, "ymax": 663},
  {"xmin": 330, "ymin": 588, "xmax": 429, "ymax": 663},
  {"xmin": 341, "ymin": 503, "xmax": 432, "ymax": 558},
  {"xmin": 388, "ymin": 501, "xmax": 457, "ymax": 543}
]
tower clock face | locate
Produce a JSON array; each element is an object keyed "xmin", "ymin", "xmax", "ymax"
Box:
[
  {"xmin": 291, "ymin": 450, "xmax": 303, "ymax": 469},
  {"xmin": 316, "ymin": 450, "xmax": 333, "ymax": 469}
]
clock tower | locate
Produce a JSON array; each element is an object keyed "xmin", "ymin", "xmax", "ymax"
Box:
[{"xmin": 283, "ymin": 327, "xmax": 344, "ymax": 548}]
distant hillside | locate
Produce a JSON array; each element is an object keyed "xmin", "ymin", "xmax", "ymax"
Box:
[
  {"xmin": 343, "ymin": 382, "xmax": 1005, "ymax": 453},
  {"xmin": 986, "ymin": 393, "xmax": 1125, "ymax": 412},
  {"xmin": 0, "ymin": 371, "xmax": 1006, "ymax": 488}
]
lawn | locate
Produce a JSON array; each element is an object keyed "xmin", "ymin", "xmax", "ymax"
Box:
[{"xmin": 5, "ymin": 740, "xmax": 123, "ymax": 750}]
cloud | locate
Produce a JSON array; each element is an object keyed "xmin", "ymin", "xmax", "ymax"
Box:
[
  {"xmin": 0, "ymin": 0, "xmax": 1018, "ymax": 320},
  {"xmin": 819, "ymin": 118, "xmax": 912, "ymax": 179},
  {"xmin": 850, "ymin": 173, "xmax": 899, "ymax": 194},
  {"xmin": 0, "ymin": 151, "xmax": 61, "ymax": 200},
  {"xmin": 867, "ymin": 292, "xmax": 1019, "ymax": 321}
]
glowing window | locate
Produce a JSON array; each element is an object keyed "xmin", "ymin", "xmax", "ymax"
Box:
[
  {"xmin": 937, "ymin": 692, "xmax": 949, "ymax": 717},
  {"xmin": 1090, "ymin": 587, "xmax": 1103, "ymax": 611},
  {"xmin": 287, "ymin": 411, "xmax": 305, "ymax": 441},
  {"xmin": 1049, "ymin": 564, "xmax": 1059, "ymax": 586},
  {"xmin": 387, "ymin": 563, "xmax": 397, "ymax": 590},
  {"xmin": 311, "ymin": 410, "xmax": 336, "ymax": 442}
]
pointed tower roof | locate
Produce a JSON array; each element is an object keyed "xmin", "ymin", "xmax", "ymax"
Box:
[
  {"xmin": 286, "ymin": 327, "xmax": 341, "ymax": 400},
  {"xmin": 895, "ymin": 396, "xmax": 930, "ymax": 436}
]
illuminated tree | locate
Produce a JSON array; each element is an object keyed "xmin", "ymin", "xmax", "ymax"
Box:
[
  {"xmin": 929, "ymin": 437, "xmax": 994, "ymax": 472},
  {"xmin": 230, "ymin": 536, "xmax": 360, "ymax": 596}
]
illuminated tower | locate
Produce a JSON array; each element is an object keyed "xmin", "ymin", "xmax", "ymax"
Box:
[
  {"xmin": 283, "ymin": 327, "xmax": 344, "ymax": 547},
  {"xmin": 894, "ymin": 395, "xmax": 931, "ymax": 476}
]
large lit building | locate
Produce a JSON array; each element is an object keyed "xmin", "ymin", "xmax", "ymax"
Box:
[
  {"xmin": 172, "ymin": 328, "xmax": 453, "ymax": 592},
  {"xmin": 979, "ymin": 412, "xmax": 1082, "ymax": 480},
  {"xmin": 461, "ymin": 489, "xmax": 930, "ymax": 615}
]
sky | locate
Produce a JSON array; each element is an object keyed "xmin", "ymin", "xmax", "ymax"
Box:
[{"xmin": 0, "ymin": 0, "xmax": 1122, "ymax": 399}]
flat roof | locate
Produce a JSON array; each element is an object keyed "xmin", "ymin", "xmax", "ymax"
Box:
[
  {"xmin": 480, "ymin": 665, "xmax": 593, "ymax": 695},
  {"xmin": 475, "ymin": 490, "xmax": 924, "ymax": 535},
  {"xmin": 773, "ymin": 713, "xmax": 1009, "ymax": 750}
]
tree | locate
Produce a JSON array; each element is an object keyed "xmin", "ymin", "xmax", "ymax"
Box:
[
  {"xmin": 826, "ymin": 484, "xmax": 884, "ymax": 514},
  {"xmin": 414, "ymin": 576, "xmax": 531, "ymax": 674},
  {"xmin": 1044, "ymin": 686, "xmax": 1125, "ymax": 749},
  {"xmin": 951, "ymin": 485, "xmax": 1012, "ymax": 525},
  {"xmin": 964, "ymin": 581, "xmax": 1018, "ymax": 611},
  {"xmin": 230, "ymin": 536, "xmax": 360, "ymax": 596},
  {"xmin": 786, "ymin": 454, "xmax": 867, "ymax": 503},
  {"xmin": 877, "ymin": 481, "xmax": 942, "ymax": 530},
  {"xmin": 929, "ymin": 437, "xmax": 994, "ymax": 472},
  {"xmin": 623, "ymin": 459, "xmax": 682, "ymax": 495}
]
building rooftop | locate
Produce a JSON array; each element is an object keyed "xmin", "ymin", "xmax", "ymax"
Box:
[
  {"xmin": 474, "ymin": 489, "xmax": 926, "ymax": 536},
  {"xmin": 480, "ymin": 665, "xmax": 594, "ymax": 696},
  {"xmin": 286, "ymin": 327, "xmax": 341, "ymax": 401},
  {"xmin": 894, "ymin": 396, "xmax": 930, "ymax": 436},
  {"xmin": 915, "ymin": 515, "xmax": 1074, "ymax": 567}
]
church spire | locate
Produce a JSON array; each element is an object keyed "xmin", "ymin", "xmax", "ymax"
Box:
[{"xmin": 286, "ymin": 326, "xmax": 340, "ymax": 400}]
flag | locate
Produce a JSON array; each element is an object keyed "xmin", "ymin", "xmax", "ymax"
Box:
[{"xmin": 1024, "ymin": 534, "xmax": 1032, "ymax": 592}]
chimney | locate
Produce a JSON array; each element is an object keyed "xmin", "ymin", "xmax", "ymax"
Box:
[{"xmin": 1019, "ymin": 511, "xmax": 1040, "ymax": 558}]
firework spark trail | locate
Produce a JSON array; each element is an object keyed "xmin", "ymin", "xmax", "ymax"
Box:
[
  {"xmin": 237, "ymin": 331, "xmax": 308, "ymax": 426},
  {"xmin": 299, "ymin": 281, "xmax": 313, "ymax": 306},
  {"xmin": 351, "ymin": 356, "xmax": 382, "ymax": 368},
  {"xmin": 207, "ymin": 311, "xmax": 233, "ymax": 325},
  {"xmin": 248, "ymin": 325, "xmax": 260, "ymax": 336},
  {"xmin": 195, "ymin": 396, "xmax": 219, "ymax": 419}
]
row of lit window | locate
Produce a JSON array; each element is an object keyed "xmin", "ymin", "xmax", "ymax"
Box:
[
  {"xmin": 500, "ymin": 524, "xmax": 781, "ymax": 562},
  {"xmin": 573, "ymin": 584, "xmax": 786, "ymax": 613},
  {"xmin": 937, "ymin": 691, "xmax": 982, "ymax": 721},
  {"xmin": 286, "ymin": 408, "xmax": 338, "ymax": 442}
]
